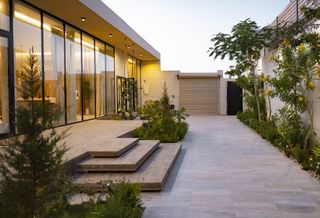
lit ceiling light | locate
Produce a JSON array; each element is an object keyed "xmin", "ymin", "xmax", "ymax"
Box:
[
  {"xmin": 127, "ymin": 45, "xmax": 131, "ymax": 49},
  {"xmin": 140, "ymin": 54, "xmax": 143, "ymax": 57},
  {"xmin": 108, "ymin": 33, "xmax": 112, "ymax": 38},
  {"xmin": 15, "ymin": 11, "xmax": 51, "ymax": 31},
  {"xmin": 81, "ymin": 17, "xmax": 86, "ymax": 22}
]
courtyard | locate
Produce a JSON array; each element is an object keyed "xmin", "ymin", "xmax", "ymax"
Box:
[{"xmin": 142, "ymin": 116, "xmax": 320, "ymax": 218}]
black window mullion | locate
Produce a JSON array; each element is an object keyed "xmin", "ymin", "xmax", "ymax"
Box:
[
  {"xmin": 80, "ymin": 32, "xmax": 84, "ymax": 121},
  {"xmin": 63, "ymin": 23, "xmax": 67, "ymax": 124},
  {"xmin": 40, "ymin": 11, "xmax": 45, "ymax": 104},
  {"xmin": 93, "ymin": 39, "xmax": 96, "ymax": 118},
  {"xmin": 105, "ymin": 43, "xmax": 107, "ymax": 115},
  {"xmin": 8, "ymin": 0, "xmax": 15, "ymax": 134}
]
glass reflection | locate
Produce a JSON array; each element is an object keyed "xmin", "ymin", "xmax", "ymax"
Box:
[
  {"xmin": 0, "ymin": 37, "xmax": 9, "ymax": 134},
  {"xmin": 66, "ymin": 25, "xmax": 81, "ymax": 123}
]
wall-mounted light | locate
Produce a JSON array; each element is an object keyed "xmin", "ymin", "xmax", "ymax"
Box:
[
  {"xmin": 127, "ymin": 45, "xmax": 131, "ymax": 49},
  {"xmin": 108, "ymin": 33, "xmax": 112, "ymax": 38},
  {"xmin": 81, "ymin": 17, "xmax": 86, "ymax": 22}
]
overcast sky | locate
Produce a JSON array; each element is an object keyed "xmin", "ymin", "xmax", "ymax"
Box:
[{"xmin": 102, "ymin": 0, "xmax": 289, "ymax": 72}]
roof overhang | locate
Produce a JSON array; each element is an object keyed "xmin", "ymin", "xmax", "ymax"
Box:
[
  {"xmin": 24, "ymin": 0, "xmax": 160, "ymax": 61},
  {"xmin": 178, "ymin": 73, "xmax": 220, "ymax": 79}
]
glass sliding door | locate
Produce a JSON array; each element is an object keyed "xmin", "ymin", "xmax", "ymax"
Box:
[
  {"xmin": 95, "ymin": 40, "xmax": 106, "ymax": 117},
  {"xmin": 0, "ymin": 36, "xmax": 9, "ymax": 134},
  {"xmin": 65, "ymin": 25, "xmax": 81, "ymax": 123},
  {"xmin": 82, "ymin": 34, "xmax": 95, "ymax": 119},
  {"xmin": 106, "ymin": 45, "xmax": 115, "ymax": 114},
  {"xmin": 14, "ymin": 2, "xmax": 42, "ymax": 108},
  {"xmin": 43, "ymin": 14, "xmax": 65, "ymax": 125}
]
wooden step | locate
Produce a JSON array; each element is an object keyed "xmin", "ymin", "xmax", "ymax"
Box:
[
  {"xmin": 76, "ymin": 140, "xmax": 160, "ymax": 172},
  {"xmin": 73, "ymin": 143, "xmax": 182, "ymax": 191}
]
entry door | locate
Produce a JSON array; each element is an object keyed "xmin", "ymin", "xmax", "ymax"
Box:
[{"xmin": 227, "ymin": 82, "xmax": 243, "ymax": 115}]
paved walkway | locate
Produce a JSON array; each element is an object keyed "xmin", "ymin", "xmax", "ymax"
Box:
[{"xmin": 142, "ymin": 116, "xmax": 320, "ymax": 218}]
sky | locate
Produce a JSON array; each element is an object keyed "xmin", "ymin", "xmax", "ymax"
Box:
[{"xmin": 102, "ymin": 0, "xmax": 289, "ymax": 73}]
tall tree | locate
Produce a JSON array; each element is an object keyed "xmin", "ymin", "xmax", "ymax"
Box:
[
  {"xmin": 0, "ymin": 49, "xmax": 70, "ymax": 217},
  {"xmin": 209, "ymin": 19, "xmax": 271, "ymax": 121}
]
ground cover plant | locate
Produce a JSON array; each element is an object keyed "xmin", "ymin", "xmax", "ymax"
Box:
[{"xmin": 67, "ymin": 182, "xmax": 144, "ymax": 218}]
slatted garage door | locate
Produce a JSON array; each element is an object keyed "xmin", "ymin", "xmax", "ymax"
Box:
[{"xmin": 179, "ymin": 77, "xmax": 219, "ymax": 115}]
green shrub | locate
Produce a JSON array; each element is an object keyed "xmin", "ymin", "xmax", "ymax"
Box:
[
  {"xmin": 88, "ymin": 182, "xmax": 143, "ymax": 218},
  {"xmin": 256, "ymin": 121, "xmax": 280, "ymax": 144},
  {"xmin": 133, "ymin": 87, "xmax": 188, "ymax": 143},
  {"xmin": 137, "ymin": 100, "xmax": 160, "ymax": 120},
  {"xmin": 237, "ymin": 111, "xmax": 320, "ymax": 178}
]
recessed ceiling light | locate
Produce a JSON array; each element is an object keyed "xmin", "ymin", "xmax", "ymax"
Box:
[
  {"xmin": 127, "ymin": 45, "xmax": 131, "ymax": 49},
  {"xmin": 81, "ymin": 17, "xmax": 86, "ymax": 22},
  {"xmin": 140, "ymin": 54, "xmax": 143, "ymax": 57},
  {"xmin": 108, "ymin": 33, "xmax": 112, "ymax": 38}
]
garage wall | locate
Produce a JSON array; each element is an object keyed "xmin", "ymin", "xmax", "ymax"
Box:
[{"xmin": 179, "ymin": 76, "xmax": 219, "ymax": 115}]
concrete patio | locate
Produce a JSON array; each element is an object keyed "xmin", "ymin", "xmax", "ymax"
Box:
[{"xmin": 142, "ymin": 116, "xmax": 320, "ymax": 218}]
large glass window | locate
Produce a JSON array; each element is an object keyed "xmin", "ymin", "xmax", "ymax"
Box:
[
  {"xmin": 106, "ymin": 45, "xmax": 115, "ymax": 114},
  {"xmin": 66, "ymin": 25, "xmax": 81, "ymax": 123},
  {"xmin": 14, "ymin": 2, "xmax": 42, "ymax": 108},
  {"xmin": 12, "ymin": 1, "xmax": 116, "ymax": 126},
  {"xmin": 0, "ymin": 36, "xmax": 9, "ymax": 134},
  {"xmin": 0, "ymin": 0, "xmax": 9, "ymax": 31},
  {"xmin": 82, "ymin": 34, "xmax": 95, "ymax": 119},
  {"xmin": 95, "ymin": 40, "xmax": 106, "ymax": 117},
  {"xmin": 43, "ymin": 14, "xmax": 65, "ymax": 125}
]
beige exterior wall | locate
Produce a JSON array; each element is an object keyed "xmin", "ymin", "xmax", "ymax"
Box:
[
  {"xmin": 141, "ymin": 61, "xmax": 180, "ymax": 109},
  {"xmin": 115, "ymin": 47, "xmax": 127, "ymax": 78}
]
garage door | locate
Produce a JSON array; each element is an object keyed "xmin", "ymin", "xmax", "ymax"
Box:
[{"xmin": 179, "ymin": 78, "xmax": 219, "ymax": 115}]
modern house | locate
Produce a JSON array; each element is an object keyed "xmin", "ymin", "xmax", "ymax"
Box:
[
  {"xmin": 0, "ymin": 0, "xmax": 163, "ymax": 137},
  {"xmin": 259, "ymin": 0, "xmax": 320, "ymax": 136},
  {"xmin": 0, "ymin": 0, "xmax": 238, "ymax": 139}
]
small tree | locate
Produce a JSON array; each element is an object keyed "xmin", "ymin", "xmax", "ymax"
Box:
[
  {"xmin": 209, "ymin": 19, "xmax": 271, "ymax": 121},
  {"xmin": 271, "ymin": 35, "xmax": 320, "ymax": 149},
  {"xmin": 0, "ymin": 49, "xmax": 70, "ymax": 217}
]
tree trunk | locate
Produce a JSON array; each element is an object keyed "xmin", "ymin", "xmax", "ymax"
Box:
[
  {"xmin": 268, "ymin": 95, "xmax": 272, "ymax": 122},
  {"xmin": 252, "ymin": 72, "xmax": 261, "ymax": 122},
  {"xmin": 304, "ymin": 101, "xmax": 314, "ymax": 150}
]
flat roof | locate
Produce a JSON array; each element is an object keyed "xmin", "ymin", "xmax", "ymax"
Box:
[
  {"xmin": 25, "ymin": 0, "xmax": 160, "ymax": 61},
  {"xmin": 178, "ymin": 73, "xmax": 220, "ymax": 78}
]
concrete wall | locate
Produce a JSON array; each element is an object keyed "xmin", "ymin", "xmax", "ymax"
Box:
[{"xmin": 141, "ymin": 61, "xmax": 180, "ymax": 109}]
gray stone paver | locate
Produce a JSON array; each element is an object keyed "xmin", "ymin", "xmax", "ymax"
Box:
[{"xmin": 142, "ymin": 116, "xmax": 320, "ymax": 218}]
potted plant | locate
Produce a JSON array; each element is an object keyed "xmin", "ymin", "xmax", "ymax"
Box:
[{"xmin": 83, "ymin": 80, "xmax": 92, "ymax": 115}]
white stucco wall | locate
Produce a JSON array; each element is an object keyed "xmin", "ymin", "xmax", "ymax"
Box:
[
  {"xmin": 219, "ymin": 70, "xmax": 233, "ymax": 115},
  {"xmin": 260, "ymin": 51, "xmax": 285, "ymax": 116}
]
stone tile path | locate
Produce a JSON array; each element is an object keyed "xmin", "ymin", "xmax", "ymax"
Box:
[{"xmin": 142, "ymin": 116, "xmax": 320, "ymax": 218}]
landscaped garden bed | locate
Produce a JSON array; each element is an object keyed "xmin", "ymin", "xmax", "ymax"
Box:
[{"xmin": 208, "ymin": 5, "xmax": 320, "ymax": 179}]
